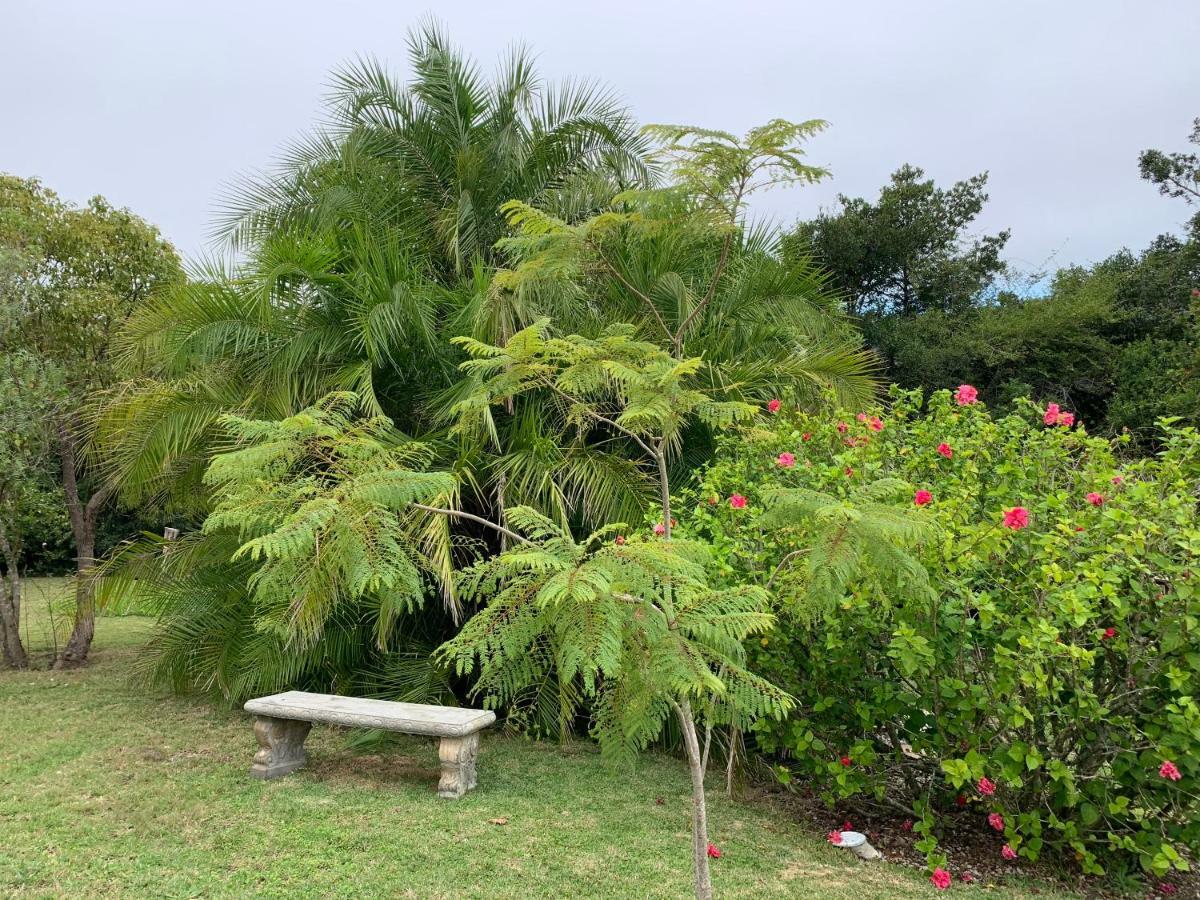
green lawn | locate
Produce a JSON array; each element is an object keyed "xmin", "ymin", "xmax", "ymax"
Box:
[{"xmin": 1, "ymin": 579, "xmax": 1078, "ymax": 899}]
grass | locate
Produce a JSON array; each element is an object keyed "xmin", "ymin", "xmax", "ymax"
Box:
[{"xmin": 1, "ymin": 579, "xmax": 1079, "ymax": 899}]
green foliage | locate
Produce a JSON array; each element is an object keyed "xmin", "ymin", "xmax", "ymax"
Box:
[
  {"xmin": 437, "ymin": 507, "xmax": 789, "ymax": 764},
  {"xmin": 788, "ymin": 164, "xmax": 1010, "ymax": 318},
  {"xmin": 683, "ymin": 387, "xmax": 1200, "ymax": 877},
  {"xmin": 97, "ymin": 394, "xmax": 459, "ymax": 702},
  {"xmin": 1139, "ymin": 117, "xmax": 1200, "ymax": 211}
]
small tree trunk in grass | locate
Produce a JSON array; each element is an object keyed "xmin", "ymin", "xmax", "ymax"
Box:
[
  {"xmin": 0, "ymin": 523, "xmax": 28, "ymax": 669},
  {"xmin": 53, "ymin": 419, "xmax": 108, "ymax": 670},
  {"xmin": 677, "ymin": 698, "xmax": 713, "ymax": 900}
]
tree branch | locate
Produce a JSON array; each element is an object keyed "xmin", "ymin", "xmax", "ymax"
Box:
[{"xmin": 410, "ymin": 503, "xmax": 535, "ymax": 547}]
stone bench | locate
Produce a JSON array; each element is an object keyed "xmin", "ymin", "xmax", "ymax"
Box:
[{"xmin": 243, "ymin": 690, "xmax": 496, "ymax": 798}]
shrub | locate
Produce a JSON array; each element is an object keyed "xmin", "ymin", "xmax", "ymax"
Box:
[{"xmin": 678, "ymin": 386, "xmax": 1200, "ymax": 878}]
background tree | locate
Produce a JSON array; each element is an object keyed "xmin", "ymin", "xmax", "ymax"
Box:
[
  {"xmin": 0, "ymin": 353, "xmax": 62, "ymax": 668},
  {"xmin": 0, "ymin": 175, "xmax": 182, "ymax": 667},
  {"xmin": 1140, "ymin": 117, "xmax": 1200, "ymax": 212},
  {"xmin": 788, "ymin": 163, "xmax": 1010, "ymax": 320}
]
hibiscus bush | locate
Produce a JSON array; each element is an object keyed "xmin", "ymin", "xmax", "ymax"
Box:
[{"xmin": 676, "ymin": 386, "xmax": 1200, "ymax": 878}]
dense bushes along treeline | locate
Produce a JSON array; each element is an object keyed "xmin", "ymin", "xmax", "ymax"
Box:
[
  {"xmin": 684, "ymin": 388, "xmax": 1199, "ymax": 880},
  {"xmin": 791, "ymin": 133, "xmax": 1200, "ymax": 445}
]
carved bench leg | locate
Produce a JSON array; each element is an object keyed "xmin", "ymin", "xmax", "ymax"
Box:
[
  {"xmin": 249, "ymin": 715, "xmax": 312, "ymax": 780},
  {"xmin": 437, "ymin": 732, "xmax": 480, "ymax": 798}
]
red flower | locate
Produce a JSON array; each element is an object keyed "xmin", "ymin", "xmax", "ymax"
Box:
[
  {"xmin": 1160, "ymin": 760, "xmax": 1182, "ymax": 781},
  {"xmin": 961, "ymin": 872, "xmax": 975, "ymax": 884},
  {"xmin": 936, "ymin": 442, "xmax": 953, "ymax": 459},
  {"xmin": 801, "ymin": 432, "xmax": 812, "ymax": 442},
  {"xmin": 844, "ymin": 467, "xmax": 854, "ymax": 477},
  {"xmin": 1002, "ymin": 507, "xmax": 1030, "ymax": 530},
  {"xmin": 856, "ymin": 413, "xmax": 868, "ymax": 422},
  {"xmin": 1043, "ymin": 402, "xmax": 1061, "ymax": 426},
  {"xmin": 1059, "ymin": 411, "xmax": 1075, "ymax": 427},
  {"xmin": 1101, "ymin": 627, "xmax": 1116, "ymax": 641},
  {"xmin": 1075, "ymin": 526, "xmax": 1085, "ymax": 532},
  {"xmin": 839, "ymin": 755, "xmax": 852, "ymax": 767},
  {"xmin": 931, "ymin": 868, "xmax": 952, "ymax": 890},
  {"xmin": 955, "ymin": 384, "xmax": 978, "ymax": 406},
  {"xmin": 978, "ymin": 776, "xmax": 996, "ymax": 796},
  {"xmin": 1111, "ymin": 475, "xmax": 1123, "ymax": 485},
  {"xmin": 988, "ymin": 812, "xmax": 1004, "ymax": 832},
  {"xmin": 914, "ymin": 489, "xmax": 933, "ymax": 507},
  {"xmin": 1001, "ymin": 844, "xmax": 1017, "ymax": 860},
  {"xmin": 901, "ymin": 819, "xmax": 913, "ymax": 832},
  {"xmin": 777, "ymin": 452, "xmax": 796, "ymax": 468},
  {"xmin": 842, "ymin": 820, "xmax": 853, "ymax": 831},
  {"xmin": 653, "ymin": 522, "xmax": 666, "ymax": 535},
  {"xmin": 827, "ymin": 830, "xmax": 843, "ymax": 845},
  {"xmin": 615, "ymin": 535, "xmax": 626, "ymax": 546},
  {"xmin": 1086, "ymin": 492, "xmax": 1104, "ymax": 506},
  {"xmin": 706, "ymin": 842, "xmax": 721, "ymax": 858},
  {"xmin": 955, "ymin": 793, "xmax": 968, "ymax": 807},
  {"xmin": 868, "ymin": 416, "xmax": 884, "ymax": 432},
  {"xmin": 836, "ymin": 422, "xmax": 849, "ymax": 433},
  {"xmin": 729, "ymin": 494, "xmax": 747, "ymax": 509},
  {"xmin": 1161, "ymin": 882, "xmax": 1179, "ymax": 894},
  {"xmin": 767, "ymin": 398, "xmax": 781, "ymax": 414}
]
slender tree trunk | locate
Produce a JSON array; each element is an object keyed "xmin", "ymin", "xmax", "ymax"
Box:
[
  {"xmin": 53, "ymin": 418, "xmax": 108, "ymax": 669},
  {"xmin": 0, "ymin": 523, "xmax": 27, "ymax": 669},
  {"xmin": 677, "ymin": 698, "xmax": 713, "ymax": 900}
]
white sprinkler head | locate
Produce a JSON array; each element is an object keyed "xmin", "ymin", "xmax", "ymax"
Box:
[{"xmin": 835, "ymin": 831, "xmax": 882, "ymax": 861}]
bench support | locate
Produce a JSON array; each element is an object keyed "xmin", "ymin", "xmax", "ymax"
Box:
[
  {"xmin": 249, "ymin": 715, "xmax": 312, "ymax": 780},
  {"xmin": 437, "ymin": 732, "xmax": 480, "ymax": 799}
]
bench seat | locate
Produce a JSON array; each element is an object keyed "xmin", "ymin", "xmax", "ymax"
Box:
[{"xmin": 243, "ymin": 690, "xmax": 496, "ymax": 798}]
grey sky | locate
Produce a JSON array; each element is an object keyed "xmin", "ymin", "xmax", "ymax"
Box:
[{"xmin": 4, "ymin": 0, "xmax": 1197, "ymax": 281}]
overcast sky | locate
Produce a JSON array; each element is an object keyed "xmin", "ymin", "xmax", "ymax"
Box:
[{"xmin": 4, "ymin": 0, "xmax": 1197, "ymax": 281}]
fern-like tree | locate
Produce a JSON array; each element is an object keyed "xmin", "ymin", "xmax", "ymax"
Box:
[{"xmin": 441, "ymin": 321, "xmax": 793, "ymax": 900}]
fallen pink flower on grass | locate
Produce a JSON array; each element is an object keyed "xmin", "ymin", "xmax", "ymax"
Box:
[
  {"xmin": 1001, "ymin": 844, "xmax": 1018, "ymax": 860},
  {"xmin": 931, "ymin": 868, "xmax": 952, "ymax": 890},
  {"xmin": 827, "ymin": 830, "xmax": 843, "ymax": 845},
  {"xmin": 706, "ymin": 842, "xmax": 721, "ymax": 859}
]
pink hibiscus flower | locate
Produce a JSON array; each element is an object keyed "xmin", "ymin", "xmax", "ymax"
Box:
[
  {"xmin": 615, "ymin": 535, "xmax": 626, "ymax": 546},
  {"xmin": 931, "ymin": 868, "xmax": 952, "ymax": 890},
  {"xmin": 978, "ymin": 777, "xmax": 996, "ymax": 796},
  {"xmin": 1001, "ymin": 844, "xmax": 1018, "ymax": 860},
  {"xmin": 729, "ymin": 494, "xmax": 747, "ymax": 509},
  {"xmin": 955, "ymin": 384, "xmax": 978, "ymax": 406},
  {"xmin": 936, "ymin": 442, "xmax": 953, "ymax": 459},
  {"xmin": 914, "ymin": 490, "xmax": 933, "ymax": 507},
  {"xmin": 653, "ymin": 522, "xmax": 666, "ymax": 535},
  {"xmin": 1043, "ymin": 402, "xmax": 1061, "ymax": 426},
  {"xmin": 1059, "ymin": 411, "xmax": 1075, "ymax": 427},
  {"xmin": 777, "ymin": 452, "xmax": 796, "ymax": 468},
  {"xmin": 767, "ymin": 398, "xmax": 781, "ymax": 414},
  {"xmin": 1160, "ymin": 760, "xmax": 1182, "ymax": 781},
  {"xmin": 868, "ymin": 416, "xmax": 884, "ymax": 432},
  {"xmin": 1002, "ymin": 507, "xmax": 1030, "ymax": 530},
  {"xmin": 1101, "ymin": 627, "xmax": 1116, "ymax": 641},
  {"xmin": 988, "ymin": 812, "xmax": 1005, "ymax": 832},
  {"xmin": 827, "ymin": 830, "xmax": 843, "ymax": 845},
  {"xmin": 707, "ymin": 842, "xmax": 721, "ymax": 858},
  {"xmin": 836, "ymin": 422, "xmax": 849, "ymax": 434},
  {"xmin": 1086, "ymin": 492, "xmax": 1104, "ymax": 506}
]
